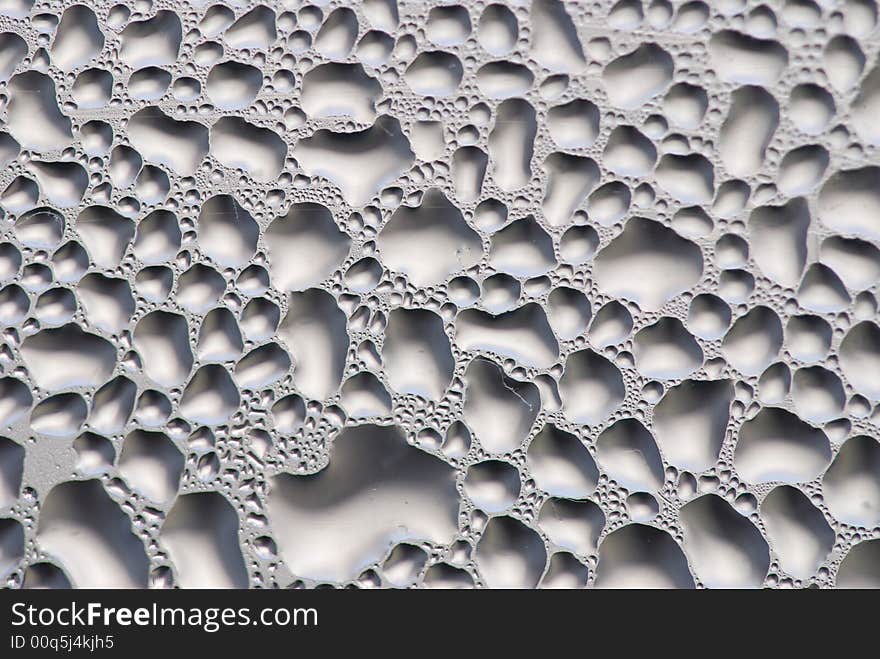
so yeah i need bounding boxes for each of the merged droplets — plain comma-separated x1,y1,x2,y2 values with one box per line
593,218,703,312
378,189,481,287
761,486,834,580
603,43,674,110
679,494,770,589
595,524,693,589
268,425,458,582
735,407,832,484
